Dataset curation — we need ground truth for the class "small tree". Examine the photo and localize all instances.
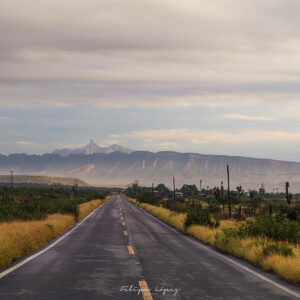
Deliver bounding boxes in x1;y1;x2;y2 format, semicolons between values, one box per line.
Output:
180;184;199;197
138;191;159;206
155;183;170;197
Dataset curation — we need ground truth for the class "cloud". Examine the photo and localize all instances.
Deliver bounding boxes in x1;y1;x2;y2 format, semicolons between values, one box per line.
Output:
1;0;300;109
223;114;277;121
16;141;34;145
120;128;300;150
1;0;300;160
101;140;120;146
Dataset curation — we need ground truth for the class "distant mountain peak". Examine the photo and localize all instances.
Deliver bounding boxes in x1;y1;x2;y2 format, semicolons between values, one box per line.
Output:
85;139;101;155
53;140;134;157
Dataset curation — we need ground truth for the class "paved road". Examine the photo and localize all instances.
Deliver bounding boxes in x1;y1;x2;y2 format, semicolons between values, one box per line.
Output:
0;195;299;299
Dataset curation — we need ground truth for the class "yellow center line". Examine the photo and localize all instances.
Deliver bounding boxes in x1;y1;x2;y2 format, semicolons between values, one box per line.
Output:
127;245;134;255
123;231;128;236
122;221;126;226
139;281;153;300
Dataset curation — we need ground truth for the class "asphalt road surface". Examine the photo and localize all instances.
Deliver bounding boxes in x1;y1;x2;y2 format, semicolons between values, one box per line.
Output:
0;194;299;300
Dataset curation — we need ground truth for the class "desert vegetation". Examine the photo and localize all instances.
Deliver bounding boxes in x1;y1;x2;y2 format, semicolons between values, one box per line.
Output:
0;185;111;269
126;182;300;283
0;185;109;222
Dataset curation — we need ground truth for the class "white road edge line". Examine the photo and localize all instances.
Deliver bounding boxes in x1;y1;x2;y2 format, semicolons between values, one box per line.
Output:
123;197;300;299
0;203;104;280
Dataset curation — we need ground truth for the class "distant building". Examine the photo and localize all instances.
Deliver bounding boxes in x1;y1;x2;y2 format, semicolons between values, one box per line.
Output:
199;193;208;198
175;192;184;199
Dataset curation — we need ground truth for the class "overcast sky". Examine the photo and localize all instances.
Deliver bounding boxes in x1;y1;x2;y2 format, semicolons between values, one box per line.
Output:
1;0;300;161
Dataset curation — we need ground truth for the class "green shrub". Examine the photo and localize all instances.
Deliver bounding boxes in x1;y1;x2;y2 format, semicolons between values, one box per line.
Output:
286;207;298;221
208;200;220;213
214;228;240;251
234;215;300;244
138;191;159;206
162;200;187;213
0;187;109;222
184;204;219;229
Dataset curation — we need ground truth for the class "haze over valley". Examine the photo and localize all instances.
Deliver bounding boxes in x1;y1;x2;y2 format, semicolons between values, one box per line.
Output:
2;140;300;192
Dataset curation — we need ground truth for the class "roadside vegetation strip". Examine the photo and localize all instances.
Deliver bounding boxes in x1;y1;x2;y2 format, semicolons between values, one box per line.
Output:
0;197;110;270
78;198;107;220
127;198;300;284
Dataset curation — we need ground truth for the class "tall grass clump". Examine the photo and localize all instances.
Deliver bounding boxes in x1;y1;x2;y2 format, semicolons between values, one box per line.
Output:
262;243;294;258
261;248;300;283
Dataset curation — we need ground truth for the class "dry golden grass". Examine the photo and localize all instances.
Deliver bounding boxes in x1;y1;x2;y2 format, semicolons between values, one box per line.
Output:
129;199;300;283
127;197;139;205
199;200;209;208
0;197;109;269
127;198;185;231
140;203;185;231
78;197;108;220
186;225;219;245
262;248;300;283
0;214;74;268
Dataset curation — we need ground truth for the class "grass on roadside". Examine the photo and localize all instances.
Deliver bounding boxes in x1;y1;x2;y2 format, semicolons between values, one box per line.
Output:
128;197;300;284
0;197;110;269
78;199;105;220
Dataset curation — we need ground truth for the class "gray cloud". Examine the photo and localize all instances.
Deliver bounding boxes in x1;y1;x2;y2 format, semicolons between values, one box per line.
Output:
1;0;300;158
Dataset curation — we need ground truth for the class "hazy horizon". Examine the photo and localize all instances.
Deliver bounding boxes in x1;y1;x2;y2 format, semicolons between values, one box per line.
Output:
2;139;300;164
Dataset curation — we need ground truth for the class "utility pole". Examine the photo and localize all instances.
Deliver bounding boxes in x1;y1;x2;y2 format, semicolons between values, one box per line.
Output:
227;165;232;218
10;169;13;188
285;181;291;205
199;179;202;192
221;181;224;197
173;176;176;204
152;182;154;194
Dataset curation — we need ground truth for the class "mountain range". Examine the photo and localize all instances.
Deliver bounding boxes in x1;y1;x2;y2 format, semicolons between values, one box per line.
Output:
1;140;300;191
